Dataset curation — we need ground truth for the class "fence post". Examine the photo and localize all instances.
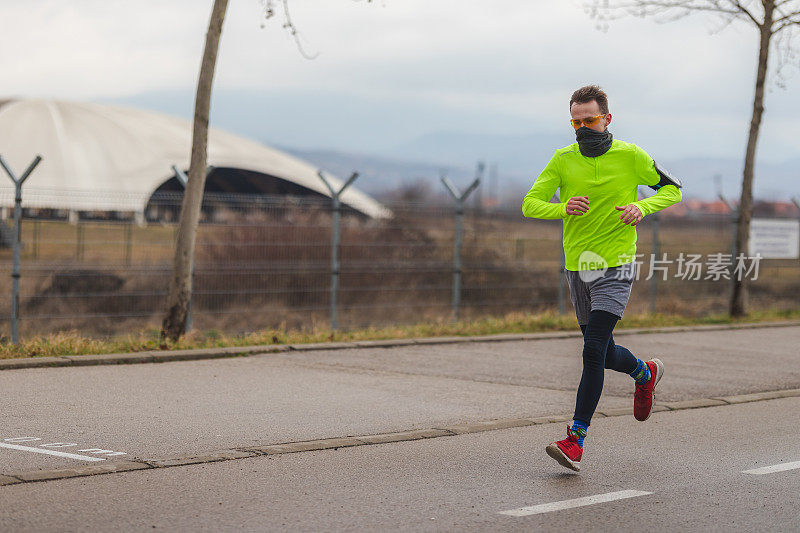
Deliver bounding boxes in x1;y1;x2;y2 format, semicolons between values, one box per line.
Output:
0;154;42;344
33;219;40;259
650;212;660;314
76;221;84;261
124;222;133;266
441;165;483;322
318;170;359;331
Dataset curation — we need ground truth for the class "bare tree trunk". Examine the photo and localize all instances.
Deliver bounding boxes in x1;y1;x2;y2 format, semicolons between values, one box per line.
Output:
162;0;229;341
730;0;774;318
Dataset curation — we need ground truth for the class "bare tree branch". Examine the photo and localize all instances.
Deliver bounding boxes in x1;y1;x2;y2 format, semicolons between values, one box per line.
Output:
772;0;800;31
772;11;800;25
772;0;800;32
710;10;744;31
773;0;792;21
775;18;800;31
772;25;799;84
258;0;375;57
587;0;751;26
280;0;319;59
773;10;800;23
725;0;763;26
588;0;800;30
612;0;741;16
260;0;319;59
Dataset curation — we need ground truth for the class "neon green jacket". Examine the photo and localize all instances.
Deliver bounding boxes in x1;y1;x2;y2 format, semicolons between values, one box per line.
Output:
522;139;682;271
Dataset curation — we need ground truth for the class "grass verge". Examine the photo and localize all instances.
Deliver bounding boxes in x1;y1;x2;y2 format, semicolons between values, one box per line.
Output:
2;308;799;359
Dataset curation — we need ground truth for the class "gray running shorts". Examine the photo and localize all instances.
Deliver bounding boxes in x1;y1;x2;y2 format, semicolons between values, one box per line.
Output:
564;262;636;325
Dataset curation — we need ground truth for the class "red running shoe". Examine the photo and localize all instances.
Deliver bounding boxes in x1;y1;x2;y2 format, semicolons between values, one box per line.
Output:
546;426;582;472
634;358;664;421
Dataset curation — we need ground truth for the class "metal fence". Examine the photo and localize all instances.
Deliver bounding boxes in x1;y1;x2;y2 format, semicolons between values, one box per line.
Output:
0;190;798;340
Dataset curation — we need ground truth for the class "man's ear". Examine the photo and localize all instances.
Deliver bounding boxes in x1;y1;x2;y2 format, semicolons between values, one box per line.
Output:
605;113;612;127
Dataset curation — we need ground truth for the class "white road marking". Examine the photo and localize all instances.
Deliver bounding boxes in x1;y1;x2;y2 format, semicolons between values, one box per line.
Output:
743;461;800;475
499;490;652;517
78;448;127;457
0;442;106;462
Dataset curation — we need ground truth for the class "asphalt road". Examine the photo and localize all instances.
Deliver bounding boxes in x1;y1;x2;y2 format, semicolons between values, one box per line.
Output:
1;325;799;531
1;397;799;532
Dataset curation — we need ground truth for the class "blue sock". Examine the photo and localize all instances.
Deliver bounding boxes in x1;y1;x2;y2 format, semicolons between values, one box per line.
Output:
630;359;651;385
571;420;588;447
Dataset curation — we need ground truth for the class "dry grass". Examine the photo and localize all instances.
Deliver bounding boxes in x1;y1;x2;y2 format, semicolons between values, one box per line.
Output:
1;307;798;359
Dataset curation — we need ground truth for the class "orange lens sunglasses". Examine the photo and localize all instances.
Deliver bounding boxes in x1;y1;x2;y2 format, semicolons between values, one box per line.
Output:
570;114;606;129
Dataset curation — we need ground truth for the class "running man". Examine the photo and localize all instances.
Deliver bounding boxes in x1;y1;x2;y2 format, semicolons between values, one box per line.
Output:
522;85;682;472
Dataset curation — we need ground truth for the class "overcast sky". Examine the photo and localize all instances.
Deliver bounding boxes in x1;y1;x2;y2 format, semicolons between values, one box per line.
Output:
1;0;799;164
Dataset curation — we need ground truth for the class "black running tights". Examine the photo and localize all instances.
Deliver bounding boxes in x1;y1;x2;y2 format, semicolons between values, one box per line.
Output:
573;309;638;426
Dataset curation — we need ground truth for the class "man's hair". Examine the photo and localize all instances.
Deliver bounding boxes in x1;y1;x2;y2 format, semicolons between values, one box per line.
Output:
570;85;609;114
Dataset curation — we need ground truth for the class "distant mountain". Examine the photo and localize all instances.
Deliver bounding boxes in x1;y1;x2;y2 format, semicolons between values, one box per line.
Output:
384;131;573;173
280;147;491;203
286;132;798;204
283;132;568;206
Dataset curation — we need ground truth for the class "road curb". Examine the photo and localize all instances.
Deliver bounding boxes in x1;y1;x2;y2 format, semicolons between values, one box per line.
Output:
2;320;799;371
3;387;799;487
145;450;259;468
660;398;729;410
7;461;150;483
355;428;453;444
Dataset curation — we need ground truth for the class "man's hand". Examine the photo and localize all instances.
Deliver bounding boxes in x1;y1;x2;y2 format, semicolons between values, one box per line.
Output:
565;196;590;216
615;204;643;226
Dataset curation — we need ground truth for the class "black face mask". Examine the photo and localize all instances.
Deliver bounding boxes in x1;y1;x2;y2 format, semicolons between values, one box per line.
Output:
575;126;613;157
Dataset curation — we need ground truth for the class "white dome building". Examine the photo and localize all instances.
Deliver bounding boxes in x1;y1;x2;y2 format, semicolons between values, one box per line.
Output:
0;98;391;220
